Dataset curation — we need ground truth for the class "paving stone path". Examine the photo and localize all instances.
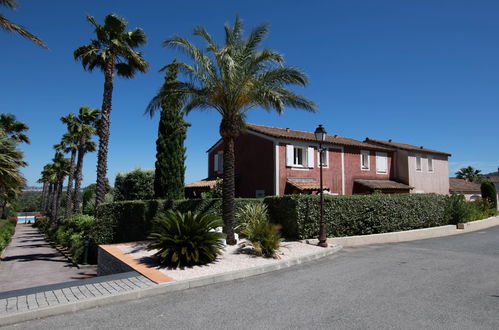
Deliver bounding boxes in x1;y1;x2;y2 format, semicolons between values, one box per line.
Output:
0;273;155;315
0;224;96;292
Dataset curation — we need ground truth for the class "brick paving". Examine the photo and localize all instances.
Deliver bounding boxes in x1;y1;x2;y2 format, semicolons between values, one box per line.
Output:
0;275;155;316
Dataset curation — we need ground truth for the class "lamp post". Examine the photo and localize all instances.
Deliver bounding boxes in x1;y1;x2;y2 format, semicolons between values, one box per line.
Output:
314;124;328;247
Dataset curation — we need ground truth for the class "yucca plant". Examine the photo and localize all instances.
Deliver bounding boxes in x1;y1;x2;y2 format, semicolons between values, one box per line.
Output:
148;210;225;268
237;204;282;258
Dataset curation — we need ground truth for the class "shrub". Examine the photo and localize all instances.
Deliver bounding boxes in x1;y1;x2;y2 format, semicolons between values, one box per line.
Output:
237;204;281;258
114;169;155;201
445;194;472;225
265;194;449;239
468;199;498;221
95;198;262;244
0;219;16;253
147;211;225;268
481;181;497;209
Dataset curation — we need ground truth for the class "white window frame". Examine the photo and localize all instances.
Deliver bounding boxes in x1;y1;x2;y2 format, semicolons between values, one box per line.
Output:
293;146;307;167
317;149;329;168
415;154;422;172
375;152;388;174
360;150;370;171
427;156;434;173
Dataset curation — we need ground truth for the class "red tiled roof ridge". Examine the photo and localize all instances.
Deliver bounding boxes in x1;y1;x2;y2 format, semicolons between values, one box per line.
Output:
245;123;352;140
364;137;451;156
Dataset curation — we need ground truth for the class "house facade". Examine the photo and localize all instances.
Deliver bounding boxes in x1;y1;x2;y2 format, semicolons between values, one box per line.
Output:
186;123;451;198
364;138;451;194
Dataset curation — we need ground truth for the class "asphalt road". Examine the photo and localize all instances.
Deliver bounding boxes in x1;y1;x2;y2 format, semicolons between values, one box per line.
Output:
6;226;499;329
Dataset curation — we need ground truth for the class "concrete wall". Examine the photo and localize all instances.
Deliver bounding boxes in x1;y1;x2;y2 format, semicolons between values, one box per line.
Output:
407;152;449;194
97;246;134;276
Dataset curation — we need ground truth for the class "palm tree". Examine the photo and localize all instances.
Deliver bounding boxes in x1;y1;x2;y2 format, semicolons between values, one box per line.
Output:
456;166;482;182
0;0;47;48
0;130;26;217
54;129;78;219
49;152;70;223
148;17;316;244
0;113;30;144
74;14;148;209
72;106;99;214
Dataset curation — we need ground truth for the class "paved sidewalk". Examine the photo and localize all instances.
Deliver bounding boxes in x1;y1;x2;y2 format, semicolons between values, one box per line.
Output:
0;224;96;292
0;272;155;317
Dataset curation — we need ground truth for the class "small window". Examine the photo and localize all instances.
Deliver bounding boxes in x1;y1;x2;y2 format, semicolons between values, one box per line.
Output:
214;151;223;173
293;147;305;166
360;150;370;170
376;152;387;174
428;156;434;172
318;150;328;167
415;155;422;172
255;190;265;198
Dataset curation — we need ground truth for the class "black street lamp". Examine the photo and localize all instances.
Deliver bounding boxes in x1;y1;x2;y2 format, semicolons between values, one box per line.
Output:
314;124;328;247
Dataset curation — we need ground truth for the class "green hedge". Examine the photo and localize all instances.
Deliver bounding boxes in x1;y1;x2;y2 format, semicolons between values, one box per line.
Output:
0;219;16;253
264;194;449;239
94;198;262;244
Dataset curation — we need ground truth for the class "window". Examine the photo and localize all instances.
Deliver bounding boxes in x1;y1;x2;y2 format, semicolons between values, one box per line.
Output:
428;156;434;173
286;145;314;168
360;150;370;170
255;190;265;198
415;155;422;172
318;149;328;167
376;152;388;174
293;147;305;166
214;151;223;173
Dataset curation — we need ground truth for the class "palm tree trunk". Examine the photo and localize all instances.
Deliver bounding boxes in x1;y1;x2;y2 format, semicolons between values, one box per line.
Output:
222;136;237;245
51;182;58;223
73;138;86;214
40;182;48;211
64;149;77;219
95;57;115;209
46;182;54;215
55;179;64;224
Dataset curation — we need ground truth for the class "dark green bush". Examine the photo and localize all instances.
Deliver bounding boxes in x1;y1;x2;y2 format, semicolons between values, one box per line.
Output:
148;211;225;268
95;198;262;244
445;194;472;225
0;219;16;253
468;199;498;220
265;194;449;239
481;181;497;209
114;169;155;201
237;204;282;258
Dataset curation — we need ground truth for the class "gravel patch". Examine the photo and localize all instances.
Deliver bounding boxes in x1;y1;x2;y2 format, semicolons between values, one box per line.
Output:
117;241;337;281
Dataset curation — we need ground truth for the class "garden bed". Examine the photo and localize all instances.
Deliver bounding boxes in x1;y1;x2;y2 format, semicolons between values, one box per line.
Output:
103;240;339;282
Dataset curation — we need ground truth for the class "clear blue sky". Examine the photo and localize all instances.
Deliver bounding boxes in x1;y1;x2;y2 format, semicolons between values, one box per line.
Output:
2;0;498;187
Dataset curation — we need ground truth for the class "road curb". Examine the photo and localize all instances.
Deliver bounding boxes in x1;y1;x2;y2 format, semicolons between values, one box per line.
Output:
305;215;499;248
0;245;342;326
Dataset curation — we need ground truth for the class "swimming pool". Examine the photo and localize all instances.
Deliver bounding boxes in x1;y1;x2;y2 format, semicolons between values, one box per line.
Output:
17;216;35;223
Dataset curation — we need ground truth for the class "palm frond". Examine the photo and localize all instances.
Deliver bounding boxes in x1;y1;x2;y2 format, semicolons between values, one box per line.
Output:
0;15;47;48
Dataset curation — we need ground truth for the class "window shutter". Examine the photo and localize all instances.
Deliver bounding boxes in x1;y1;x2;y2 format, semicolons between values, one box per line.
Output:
214;153;219;173
376;153;387;173
308;147;314;168
286;145;294;166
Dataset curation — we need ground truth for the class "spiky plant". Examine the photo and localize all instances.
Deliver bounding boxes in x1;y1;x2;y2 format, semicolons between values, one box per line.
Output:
148;210;225;269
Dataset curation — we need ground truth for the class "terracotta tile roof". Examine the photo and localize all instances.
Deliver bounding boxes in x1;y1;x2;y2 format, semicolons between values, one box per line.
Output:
364;138;451;157
449;178;481;194
485;176;499;183
245;123;392;151
287;178;329;191
185;178;219;189
354;179;412;190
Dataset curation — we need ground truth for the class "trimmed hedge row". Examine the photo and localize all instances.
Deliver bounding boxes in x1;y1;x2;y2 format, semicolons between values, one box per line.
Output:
94;198;262;244
264;194;449;239
0;219;16;253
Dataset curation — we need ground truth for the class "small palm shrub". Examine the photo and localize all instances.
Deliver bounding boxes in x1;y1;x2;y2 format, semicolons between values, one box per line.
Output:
445;194;472;224
237;204;282;258
148;211;225;268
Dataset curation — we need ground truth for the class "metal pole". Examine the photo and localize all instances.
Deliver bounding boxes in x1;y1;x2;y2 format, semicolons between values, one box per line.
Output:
318;143;327;247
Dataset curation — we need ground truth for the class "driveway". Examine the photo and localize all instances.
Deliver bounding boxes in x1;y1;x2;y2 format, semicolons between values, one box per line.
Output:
6;224;499;329
0;224;96;292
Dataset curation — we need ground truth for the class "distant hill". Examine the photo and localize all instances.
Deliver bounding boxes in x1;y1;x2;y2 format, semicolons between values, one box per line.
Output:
485;171;498;176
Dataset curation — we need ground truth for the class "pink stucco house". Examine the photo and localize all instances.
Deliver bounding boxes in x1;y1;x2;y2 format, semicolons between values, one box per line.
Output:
185;123;451;198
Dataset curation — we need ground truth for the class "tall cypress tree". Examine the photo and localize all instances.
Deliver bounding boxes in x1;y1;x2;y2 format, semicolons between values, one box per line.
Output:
153;61;188;199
